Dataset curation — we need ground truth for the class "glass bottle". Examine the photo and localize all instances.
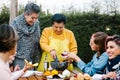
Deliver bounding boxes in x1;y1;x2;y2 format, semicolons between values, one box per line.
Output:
44;54;49;72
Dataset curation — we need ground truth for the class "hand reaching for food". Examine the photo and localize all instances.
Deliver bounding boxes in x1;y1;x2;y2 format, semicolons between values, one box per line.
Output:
24;59;38;67
23;59;39;72
50;49;57;59
67;53;81;62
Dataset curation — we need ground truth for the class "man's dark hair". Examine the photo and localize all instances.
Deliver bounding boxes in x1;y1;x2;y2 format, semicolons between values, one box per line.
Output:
24;3;40;15
51;13;66;24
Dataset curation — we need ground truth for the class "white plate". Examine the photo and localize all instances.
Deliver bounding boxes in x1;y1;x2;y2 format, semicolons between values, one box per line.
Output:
22;71;43;77
22;71;35;77
34;71;43;76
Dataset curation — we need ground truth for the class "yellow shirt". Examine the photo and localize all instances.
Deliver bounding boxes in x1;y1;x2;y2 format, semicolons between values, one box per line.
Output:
40;27;77;54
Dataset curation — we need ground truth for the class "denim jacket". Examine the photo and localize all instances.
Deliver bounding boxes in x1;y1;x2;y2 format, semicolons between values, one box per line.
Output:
76;52;108;76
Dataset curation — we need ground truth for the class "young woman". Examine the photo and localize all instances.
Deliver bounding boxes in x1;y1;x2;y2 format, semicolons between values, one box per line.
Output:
67;32;108;76
0;24;34;80
93;35;120;79
0;24;18;80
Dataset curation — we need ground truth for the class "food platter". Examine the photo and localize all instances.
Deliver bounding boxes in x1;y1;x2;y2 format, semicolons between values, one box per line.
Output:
43;69;71;80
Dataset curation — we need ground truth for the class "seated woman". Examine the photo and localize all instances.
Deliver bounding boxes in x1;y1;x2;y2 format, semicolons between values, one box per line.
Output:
93;35;120;79
66;32;108;76
0;24;33;80
0;24;18;80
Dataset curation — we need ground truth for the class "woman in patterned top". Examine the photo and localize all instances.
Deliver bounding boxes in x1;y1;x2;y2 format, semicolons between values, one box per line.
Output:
93;35;120;79
10;3;40;69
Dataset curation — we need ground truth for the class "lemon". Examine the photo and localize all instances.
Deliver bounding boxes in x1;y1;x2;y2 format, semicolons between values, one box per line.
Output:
44;71;51;76
51;70;58;75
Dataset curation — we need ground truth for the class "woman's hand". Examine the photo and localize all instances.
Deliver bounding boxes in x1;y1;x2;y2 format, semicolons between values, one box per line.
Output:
67;53;81;62
14;65;21;71
50;49;57;59
102;72;117;79
107;72;117;78
22;62;34;72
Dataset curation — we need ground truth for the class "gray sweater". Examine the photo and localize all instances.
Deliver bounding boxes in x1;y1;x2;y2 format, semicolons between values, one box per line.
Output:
10;13;40;63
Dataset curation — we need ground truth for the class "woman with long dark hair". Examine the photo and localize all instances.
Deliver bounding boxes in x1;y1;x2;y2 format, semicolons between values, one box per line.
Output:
67;32;108;76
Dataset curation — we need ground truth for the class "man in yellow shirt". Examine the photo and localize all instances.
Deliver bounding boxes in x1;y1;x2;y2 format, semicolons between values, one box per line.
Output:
37;14;77;71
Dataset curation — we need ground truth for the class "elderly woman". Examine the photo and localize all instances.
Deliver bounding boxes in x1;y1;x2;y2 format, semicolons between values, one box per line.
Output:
93;35;120;79
10;3;40;69
0;24;18;80
37;13;77;71
67;32;108;76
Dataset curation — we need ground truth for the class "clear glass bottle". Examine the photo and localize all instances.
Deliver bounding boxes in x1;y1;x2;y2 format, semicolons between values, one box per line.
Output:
44;54;49;72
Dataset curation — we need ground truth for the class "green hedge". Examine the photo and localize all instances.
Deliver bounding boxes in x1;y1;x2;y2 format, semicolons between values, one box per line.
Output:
0;5;10;24
1;6;120;62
